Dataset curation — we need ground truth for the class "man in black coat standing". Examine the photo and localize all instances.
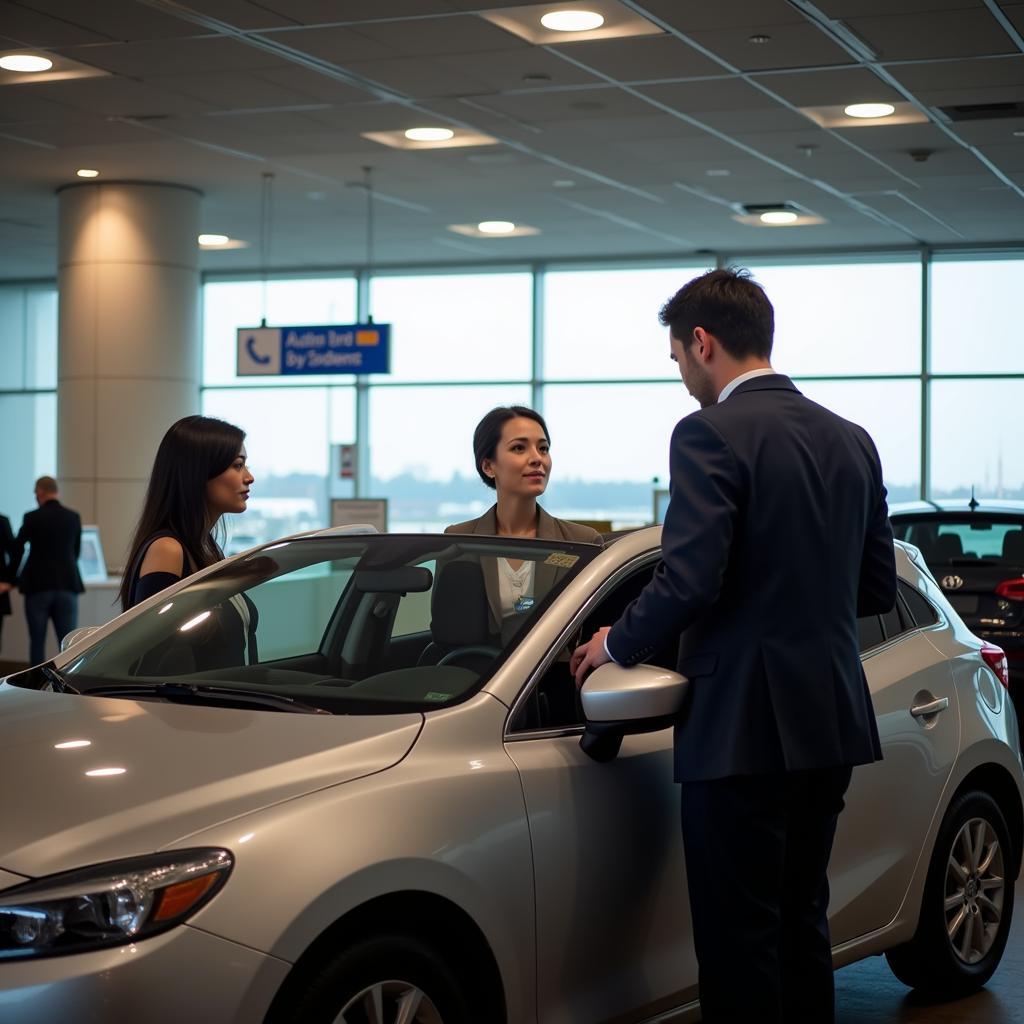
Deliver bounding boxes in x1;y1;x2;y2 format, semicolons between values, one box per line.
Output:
13;476;84;665
572;268;897;1024
0;513;16;653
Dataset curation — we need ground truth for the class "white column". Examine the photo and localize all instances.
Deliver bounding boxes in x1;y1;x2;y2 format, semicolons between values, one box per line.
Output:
57;182;201;572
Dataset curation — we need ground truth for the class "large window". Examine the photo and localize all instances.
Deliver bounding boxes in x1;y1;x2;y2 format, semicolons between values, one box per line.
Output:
368;272;532;383
0;284;57;521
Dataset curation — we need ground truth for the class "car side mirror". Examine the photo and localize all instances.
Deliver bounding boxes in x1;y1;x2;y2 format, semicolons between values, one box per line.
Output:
60;626;99;653
578;662;689;762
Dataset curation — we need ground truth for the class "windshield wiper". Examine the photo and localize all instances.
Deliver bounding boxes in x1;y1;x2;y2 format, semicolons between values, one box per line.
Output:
40;665;81;695
82;681;330;715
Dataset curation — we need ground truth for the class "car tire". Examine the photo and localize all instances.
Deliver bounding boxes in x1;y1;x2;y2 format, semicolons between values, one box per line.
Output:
885;790;1015;996
280;932;474;1024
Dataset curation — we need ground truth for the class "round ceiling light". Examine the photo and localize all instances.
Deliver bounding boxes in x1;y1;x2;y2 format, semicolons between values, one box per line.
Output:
198;233;230;246
0;54;54;73
404;127;455;142
477;220;517;234
844;102;896;119
540;10;605;32
76;168;99;178
760;211;799;225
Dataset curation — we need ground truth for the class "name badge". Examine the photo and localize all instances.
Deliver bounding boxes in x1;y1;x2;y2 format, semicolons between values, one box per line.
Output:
514;596;535;613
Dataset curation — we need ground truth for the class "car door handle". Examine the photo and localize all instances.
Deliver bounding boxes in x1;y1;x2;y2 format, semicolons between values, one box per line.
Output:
910;696;950;718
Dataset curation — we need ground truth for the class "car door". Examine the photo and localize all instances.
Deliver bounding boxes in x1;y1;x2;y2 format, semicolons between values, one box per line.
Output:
503;559;696;1024
828;580;960;945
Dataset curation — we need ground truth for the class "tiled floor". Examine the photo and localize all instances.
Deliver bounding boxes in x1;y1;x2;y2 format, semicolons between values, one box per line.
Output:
835;877;1024;1023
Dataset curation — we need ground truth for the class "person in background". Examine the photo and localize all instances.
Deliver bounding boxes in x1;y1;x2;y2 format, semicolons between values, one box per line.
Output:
446;406;601;639
13;477;84;665
119;415;254;612
571;268;896;1024
0;513;16;653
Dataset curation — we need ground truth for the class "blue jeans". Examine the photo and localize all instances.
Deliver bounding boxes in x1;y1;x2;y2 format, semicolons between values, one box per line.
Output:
24;590;78;666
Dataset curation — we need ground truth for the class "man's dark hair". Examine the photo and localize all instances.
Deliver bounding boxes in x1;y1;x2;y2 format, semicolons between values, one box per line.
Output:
658;267;774;360
472;406;549;489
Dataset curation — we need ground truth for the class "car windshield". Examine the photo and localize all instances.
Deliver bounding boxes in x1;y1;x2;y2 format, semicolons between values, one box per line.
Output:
891;515;1024;568
14;535;601;715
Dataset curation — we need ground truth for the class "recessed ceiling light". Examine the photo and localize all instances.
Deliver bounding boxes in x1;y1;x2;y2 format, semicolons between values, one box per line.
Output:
85;767;126;777
54;739;91;749
553;179;575;187
844;102;895;119
478;220;517;234
198;233;230;246
0;54;53;73
540;10;605;32
404;127;455;142
1013;129;1024;138
76;168;99;178
760;211;799;225
706;169;731;177
748;34;771;44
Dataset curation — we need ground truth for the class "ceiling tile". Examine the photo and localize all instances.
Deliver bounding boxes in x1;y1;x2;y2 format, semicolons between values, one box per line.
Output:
336;56;492;98
642;77;784;116
440;48;600;90
757;67;904;106
18;0;204;41
254;0;459;24
815;0;985;13
182;0;299;30
845;8;1017;60
55;37;292;77
252;66;376;104
1002;5;1024;32
551;35;724;82
631;0;807;32
27;76;214;117
0;1;109;46
461;86;656;126
145;70;330;109
251;26;396;64
687;23;855;71
888;54;1024;92
345;14;526;57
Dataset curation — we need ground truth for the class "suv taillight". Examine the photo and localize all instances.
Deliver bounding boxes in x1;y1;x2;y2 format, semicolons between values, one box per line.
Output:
981;643;1010;689
995;578;1024;601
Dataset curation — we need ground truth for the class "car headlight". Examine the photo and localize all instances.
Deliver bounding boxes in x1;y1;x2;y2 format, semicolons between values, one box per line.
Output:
0;848;232;960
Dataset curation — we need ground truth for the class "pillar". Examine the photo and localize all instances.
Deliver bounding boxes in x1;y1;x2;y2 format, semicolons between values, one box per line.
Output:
57;181;201;573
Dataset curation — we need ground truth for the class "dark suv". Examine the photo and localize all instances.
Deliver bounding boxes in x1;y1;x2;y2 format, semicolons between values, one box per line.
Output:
890;499;1024;709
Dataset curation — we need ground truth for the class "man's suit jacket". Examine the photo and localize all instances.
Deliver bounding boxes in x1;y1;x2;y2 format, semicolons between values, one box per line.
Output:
607;374;896;783
14;499;85;596
0;515;14;617
445;504;602;634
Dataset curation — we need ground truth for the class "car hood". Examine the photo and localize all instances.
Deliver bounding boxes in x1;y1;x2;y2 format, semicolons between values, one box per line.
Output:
0;683;422;879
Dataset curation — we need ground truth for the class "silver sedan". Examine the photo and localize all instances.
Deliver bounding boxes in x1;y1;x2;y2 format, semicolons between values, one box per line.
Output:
0;528;1021;1024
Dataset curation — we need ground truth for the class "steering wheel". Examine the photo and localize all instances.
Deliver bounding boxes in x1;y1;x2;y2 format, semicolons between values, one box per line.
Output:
437;645;501;667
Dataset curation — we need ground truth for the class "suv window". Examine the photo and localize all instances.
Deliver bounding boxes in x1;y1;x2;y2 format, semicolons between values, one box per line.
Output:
891;515;1024;568
898;580;939;628
857;615;885;653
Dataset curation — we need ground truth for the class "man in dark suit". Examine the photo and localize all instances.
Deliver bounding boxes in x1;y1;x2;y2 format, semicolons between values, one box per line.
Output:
0;513;16;652
572;268;896;1024
13;476;84;665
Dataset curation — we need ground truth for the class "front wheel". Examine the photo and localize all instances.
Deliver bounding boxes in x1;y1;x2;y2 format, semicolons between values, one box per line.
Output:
281;933;473;1024
886;790;1015;996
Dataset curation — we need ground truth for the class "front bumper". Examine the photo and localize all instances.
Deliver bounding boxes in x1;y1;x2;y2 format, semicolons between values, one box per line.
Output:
0;923;289;1024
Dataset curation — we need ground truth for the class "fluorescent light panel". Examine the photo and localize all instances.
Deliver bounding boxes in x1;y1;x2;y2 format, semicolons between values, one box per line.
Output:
0;49;109;86
480;1;662;44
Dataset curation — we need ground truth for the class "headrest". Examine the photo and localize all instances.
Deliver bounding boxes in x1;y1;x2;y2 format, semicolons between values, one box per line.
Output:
1002;529;1024;564
430;560;492;649
932;533;963;562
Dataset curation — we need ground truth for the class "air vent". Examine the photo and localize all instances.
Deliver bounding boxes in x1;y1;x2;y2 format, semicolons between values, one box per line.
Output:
938;101;1024;122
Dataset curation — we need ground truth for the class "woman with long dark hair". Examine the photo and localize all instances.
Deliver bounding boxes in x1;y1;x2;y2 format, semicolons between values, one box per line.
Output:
119;415;254;612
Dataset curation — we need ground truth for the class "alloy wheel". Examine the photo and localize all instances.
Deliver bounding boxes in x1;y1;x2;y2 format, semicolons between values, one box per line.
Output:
333;979;445;1024
944;816;1005;964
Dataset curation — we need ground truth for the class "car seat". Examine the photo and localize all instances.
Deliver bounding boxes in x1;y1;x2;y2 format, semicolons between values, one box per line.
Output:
417;560;498;673
1003;529;1024;566
931;533;964;563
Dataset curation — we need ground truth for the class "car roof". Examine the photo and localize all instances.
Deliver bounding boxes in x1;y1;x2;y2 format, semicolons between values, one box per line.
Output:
890;499;1024;517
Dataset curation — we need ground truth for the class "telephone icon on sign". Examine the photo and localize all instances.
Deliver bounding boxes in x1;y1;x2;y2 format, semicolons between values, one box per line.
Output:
246;335;272;365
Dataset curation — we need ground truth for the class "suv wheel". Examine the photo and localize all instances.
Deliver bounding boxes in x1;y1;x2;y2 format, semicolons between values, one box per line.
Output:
886;790;1015;996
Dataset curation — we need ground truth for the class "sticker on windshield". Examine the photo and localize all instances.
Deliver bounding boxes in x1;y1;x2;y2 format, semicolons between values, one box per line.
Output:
544;553;579;568
424;691;451;702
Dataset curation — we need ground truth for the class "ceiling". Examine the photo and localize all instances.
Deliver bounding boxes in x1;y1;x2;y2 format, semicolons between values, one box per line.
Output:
1;0;1022;279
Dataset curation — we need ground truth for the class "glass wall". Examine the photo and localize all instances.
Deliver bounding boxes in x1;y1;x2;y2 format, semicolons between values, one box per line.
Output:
0;284;58;527
195;252;1023;533
3;249;1021;545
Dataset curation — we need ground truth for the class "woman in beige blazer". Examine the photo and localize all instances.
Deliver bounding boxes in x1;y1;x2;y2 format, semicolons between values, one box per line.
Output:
445;405;601;637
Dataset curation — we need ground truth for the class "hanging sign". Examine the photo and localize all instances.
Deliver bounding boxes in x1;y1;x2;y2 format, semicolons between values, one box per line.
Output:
237;323;390;376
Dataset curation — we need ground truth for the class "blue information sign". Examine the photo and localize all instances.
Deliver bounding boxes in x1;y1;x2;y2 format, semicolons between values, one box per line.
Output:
236;323;390;376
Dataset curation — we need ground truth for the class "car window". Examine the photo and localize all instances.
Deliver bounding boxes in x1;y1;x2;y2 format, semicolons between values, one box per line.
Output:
28;536;601;716
898;580;939;627
891;515;1024;567
880;604;903;642
510;559;670;733
857;615;885;653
